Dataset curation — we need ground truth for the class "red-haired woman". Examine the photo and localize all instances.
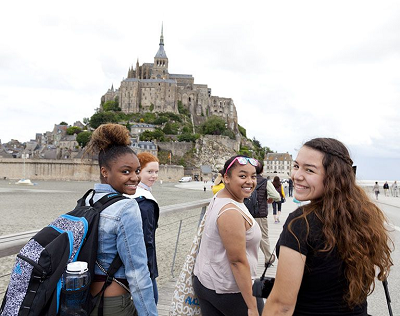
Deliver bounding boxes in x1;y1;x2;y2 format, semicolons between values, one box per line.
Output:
131;152;160;305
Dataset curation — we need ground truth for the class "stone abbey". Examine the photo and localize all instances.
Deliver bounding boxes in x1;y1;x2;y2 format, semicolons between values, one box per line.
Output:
101;26;239;132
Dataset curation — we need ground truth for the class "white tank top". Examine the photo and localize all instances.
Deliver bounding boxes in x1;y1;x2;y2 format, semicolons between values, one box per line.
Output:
194;196;261;293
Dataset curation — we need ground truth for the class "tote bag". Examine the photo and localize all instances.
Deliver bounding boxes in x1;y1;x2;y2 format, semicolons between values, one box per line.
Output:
169;197;216;316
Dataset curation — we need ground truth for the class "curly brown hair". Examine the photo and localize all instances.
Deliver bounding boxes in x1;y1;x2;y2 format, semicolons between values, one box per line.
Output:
290;138;393;308
84;123;135;173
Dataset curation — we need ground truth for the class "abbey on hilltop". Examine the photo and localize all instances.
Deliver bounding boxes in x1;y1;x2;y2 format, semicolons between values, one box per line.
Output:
101;25;239;132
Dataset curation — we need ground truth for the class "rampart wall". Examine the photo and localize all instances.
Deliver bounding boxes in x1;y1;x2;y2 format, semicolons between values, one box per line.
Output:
0;159;184;182
157;142;193;156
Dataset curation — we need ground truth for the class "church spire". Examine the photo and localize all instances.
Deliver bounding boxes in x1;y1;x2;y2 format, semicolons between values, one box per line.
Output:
160;22;164;46
155;23;167;59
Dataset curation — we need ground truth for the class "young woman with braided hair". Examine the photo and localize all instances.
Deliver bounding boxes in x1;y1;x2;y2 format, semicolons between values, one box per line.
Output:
84;124;157;316
262;138;393;316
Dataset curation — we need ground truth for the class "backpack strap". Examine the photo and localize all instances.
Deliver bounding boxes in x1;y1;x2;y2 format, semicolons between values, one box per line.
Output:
76;189;95;207
93;192;128;210
96;255;124;316
90;192;128;316
256;178;267;190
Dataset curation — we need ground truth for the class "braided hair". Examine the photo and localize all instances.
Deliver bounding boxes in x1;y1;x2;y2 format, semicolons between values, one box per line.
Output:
292;138;393;308
84;124;136;175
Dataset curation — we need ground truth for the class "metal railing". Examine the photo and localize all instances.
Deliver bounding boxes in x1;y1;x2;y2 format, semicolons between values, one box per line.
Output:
0;198;211;300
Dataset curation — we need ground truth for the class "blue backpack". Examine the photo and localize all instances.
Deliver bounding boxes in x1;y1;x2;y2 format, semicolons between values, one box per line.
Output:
0;190;127;316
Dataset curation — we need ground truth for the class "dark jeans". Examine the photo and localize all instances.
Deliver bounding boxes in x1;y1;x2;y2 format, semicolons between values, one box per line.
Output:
289;187;293;197
272;201;282;215
152;278;158;304
193;275;264;316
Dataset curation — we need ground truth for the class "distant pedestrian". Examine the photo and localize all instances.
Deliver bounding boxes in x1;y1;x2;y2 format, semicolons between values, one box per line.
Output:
211;170;225;195
203;186;206;192
372;181;380;200
383;181;389;197
288;178;294;197
272;176;285;223
251;162;280;268
392;181;398;197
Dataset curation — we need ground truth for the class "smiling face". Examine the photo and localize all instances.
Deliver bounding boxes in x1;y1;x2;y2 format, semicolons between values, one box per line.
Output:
224;162;257;202
140;161;159;188
101;153;141;195
291;146;325;201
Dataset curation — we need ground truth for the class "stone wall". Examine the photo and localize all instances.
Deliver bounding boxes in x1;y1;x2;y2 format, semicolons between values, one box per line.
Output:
157;142;194;157
0;159;184;182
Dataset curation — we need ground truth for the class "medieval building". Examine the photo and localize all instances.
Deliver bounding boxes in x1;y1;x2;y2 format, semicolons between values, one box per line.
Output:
101;26;239;132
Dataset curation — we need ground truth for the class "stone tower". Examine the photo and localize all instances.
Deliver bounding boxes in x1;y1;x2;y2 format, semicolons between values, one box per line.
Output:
152;24;169;80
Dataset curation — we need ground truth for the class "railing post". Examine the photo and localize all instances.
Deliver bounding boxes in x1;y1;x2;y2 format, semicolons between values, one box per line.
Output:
170;219;183;278
198;205;207;227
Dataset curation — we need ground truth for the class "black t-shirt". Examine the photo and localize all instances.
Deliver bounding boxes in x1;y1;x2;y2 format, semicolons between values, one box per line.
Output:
277;208;367;316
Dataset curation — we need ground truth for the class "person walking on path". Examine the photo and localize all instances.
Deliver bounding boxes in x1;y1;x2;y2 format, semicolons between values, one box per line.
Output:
272;176;285;223
392;181;399;197
194;155;263;316
130;152;160;305
373;181;380;200
262;138;393;316
288;178;294;197
253;162;281;268
383;181;389;197
84;124;158;316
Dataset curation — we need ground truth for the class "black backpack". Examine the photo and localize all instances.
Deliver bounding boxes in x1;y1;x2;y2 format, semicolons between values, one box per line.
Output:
244;179;267;218
0;189;127;316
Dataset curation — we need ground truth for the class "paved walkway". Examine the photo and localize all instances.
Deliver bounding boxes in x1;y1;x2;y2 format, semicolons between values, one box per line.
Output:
157;186;400;315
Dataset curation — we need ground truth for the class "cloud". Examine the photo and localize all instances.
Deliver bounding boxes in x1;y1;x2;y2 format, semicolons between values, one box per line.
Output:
0;0;399;180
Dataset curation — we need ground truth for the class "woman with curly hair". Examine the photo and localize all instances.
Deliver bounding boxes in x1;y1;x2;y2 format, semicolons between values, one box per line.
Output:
262;138;393;316
84;124;157;316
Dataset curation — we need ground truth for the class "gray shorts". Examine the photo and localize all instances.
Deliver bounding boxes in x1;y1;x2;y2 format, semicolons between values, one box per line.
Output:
90;293;138;316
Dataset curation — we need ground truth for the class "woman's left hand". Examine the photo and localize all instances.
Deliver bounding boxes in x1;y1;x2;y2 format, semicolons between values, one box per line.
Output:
248;307;259;316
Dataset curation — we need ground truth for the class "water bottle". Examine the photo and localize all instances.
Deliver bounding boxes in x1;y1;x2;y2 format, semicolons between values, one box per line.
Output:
60;261;90;316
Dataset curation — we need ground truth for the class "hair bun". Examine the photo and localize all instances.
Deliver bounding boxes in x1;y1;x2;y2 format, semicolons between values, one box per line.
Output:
86;123;131;154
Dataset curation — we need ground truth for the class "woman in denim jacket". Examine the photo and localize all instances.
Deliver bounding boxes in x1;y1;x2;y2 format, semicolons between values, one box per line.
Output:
84;124;158;316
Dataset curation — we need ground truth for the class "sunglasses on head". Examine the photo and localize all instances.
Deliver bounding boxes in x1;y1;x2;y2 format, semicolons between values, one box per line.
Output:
225;157;259;175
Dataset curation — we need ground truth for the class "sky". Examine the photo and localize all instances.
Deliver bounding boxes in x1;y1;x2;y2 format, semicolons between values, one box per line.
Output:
1;0;399;181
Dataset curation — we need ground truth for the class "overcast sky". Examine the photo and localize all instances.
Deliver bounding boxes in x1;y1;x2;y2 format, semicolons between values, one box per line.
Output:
1;0;399;180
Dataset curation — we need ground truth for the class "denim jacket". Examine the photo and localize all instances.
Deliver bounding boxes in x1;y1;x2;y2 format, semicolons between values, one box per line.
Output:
87;183;158;316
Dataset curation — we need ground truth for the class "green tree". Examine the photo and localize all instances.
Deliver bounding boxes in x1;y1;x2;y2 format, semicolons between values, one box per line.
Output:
149;103;154;112
142;112;156;124
59;121;68;125
66;126;82;135
222;129;236;139
103;100;121;112
162;122;177;135
89;112;119;129
153;116;168;125
238;124;246;137
139;130;165;142
200;116;227;135
178;100;190;117
76;131;92;147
